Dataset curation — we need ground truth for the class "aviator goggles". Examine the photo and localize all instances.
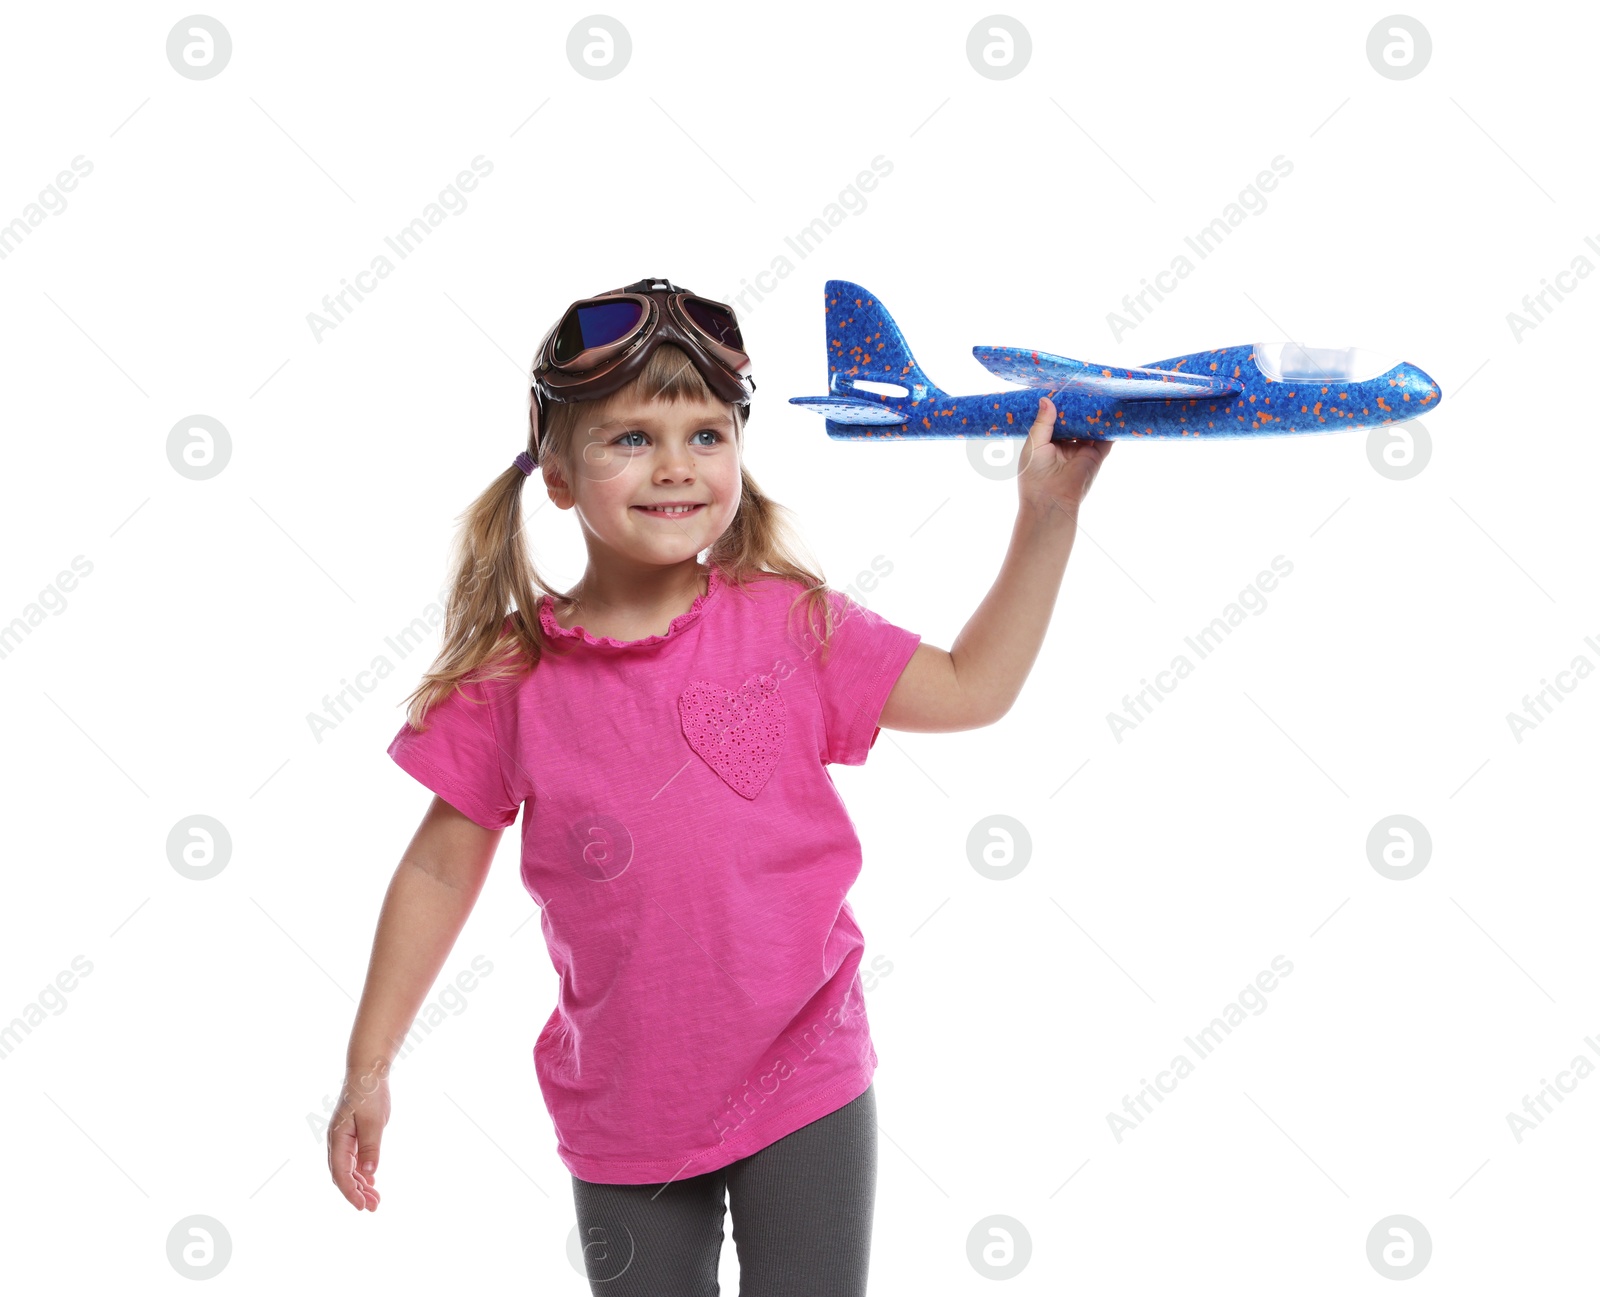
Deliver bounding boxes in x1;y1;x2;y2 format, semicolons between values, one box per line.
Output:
528;277;755;461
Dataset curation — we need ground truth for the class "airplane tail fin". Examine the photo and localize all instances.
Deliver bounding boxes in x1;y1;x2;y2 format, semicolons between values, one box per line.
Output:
822;280;948;403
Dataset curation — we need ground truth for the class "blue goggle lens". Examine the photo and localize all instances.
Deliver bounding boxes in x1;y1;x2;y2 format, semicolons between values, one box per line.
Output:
553;300;644;363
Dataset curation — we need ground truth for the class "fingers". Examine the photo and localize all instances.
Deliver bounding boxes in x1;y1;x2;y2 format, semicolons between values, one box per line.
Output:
355;1108;381;1188
351;1174;380;1210
1028;396;1055;447
1081;439;1113;495
1019;396;1055;474
357;1142;379;1179
329;1121;369;1210
328;1106;383;1211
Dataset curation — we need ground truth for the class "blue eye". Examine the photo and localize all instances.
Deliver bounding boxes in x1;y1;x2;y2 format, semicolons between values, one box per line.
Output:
615;430;724;446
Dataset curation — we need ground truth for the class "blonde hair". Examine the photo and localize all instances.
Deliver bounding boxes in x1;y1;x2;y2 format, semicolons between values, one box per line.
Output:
400;342;844;730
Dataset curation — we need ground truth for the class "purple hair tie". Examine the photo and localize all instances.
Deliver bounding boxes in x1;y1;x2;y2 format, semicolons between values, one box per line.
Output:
514;450;536;476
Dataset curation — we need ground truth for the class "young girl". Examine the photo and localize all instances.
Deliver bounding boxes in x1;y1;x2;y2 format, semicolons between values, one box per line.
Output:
328;277;1111;1294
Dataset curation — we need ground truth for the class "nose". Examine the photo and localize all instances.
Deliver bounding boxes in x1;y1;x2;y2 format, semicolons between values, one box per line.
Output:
1396;361;1441;411
652;441;697;482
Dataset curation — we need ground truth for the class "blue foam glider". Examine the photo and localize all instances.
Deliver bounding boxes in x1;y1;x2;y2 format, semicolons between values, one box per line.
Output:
789;280;1441;440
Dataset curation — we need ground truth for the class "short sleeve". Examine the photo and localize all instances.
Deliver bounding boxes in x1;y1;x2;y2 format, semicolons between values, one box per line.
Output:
808;588;922;766
387;676;524;830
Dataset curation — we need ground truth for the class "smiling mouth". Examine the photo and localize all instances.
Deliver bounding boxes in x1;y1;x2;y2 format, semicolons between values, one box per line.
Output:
632;504;706;518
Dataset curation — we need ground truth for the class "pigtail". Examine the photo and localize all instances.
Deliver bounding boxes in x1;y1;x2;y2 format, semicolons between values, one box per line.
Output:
707;462;838;667
399;450;556;731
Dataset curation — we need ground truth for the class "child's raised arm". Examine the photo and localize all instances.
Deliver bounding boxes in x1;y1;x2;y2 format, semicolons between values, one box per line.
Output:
879;396;1111;733
328;794;502;1211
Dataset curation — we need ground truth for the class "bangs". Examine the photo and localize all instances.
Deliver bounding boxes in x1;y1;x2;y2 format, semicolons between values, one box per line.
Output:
540;343;742;461
632;342;721;405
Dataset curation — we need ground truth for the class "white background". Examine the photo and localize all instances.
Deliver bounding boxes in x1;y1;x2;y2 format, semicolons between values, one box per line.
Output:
1;1;1594;1292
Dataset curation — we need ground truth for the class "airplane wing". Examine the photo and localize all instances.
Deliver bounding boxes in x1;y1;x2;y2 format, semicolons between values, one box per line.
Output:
973;346;1243;401
788;395;908;425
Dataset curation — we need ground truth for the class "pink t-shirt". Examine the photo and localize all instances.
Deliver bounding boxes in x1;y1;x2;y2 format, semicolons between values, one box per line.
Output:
386;563;921;1184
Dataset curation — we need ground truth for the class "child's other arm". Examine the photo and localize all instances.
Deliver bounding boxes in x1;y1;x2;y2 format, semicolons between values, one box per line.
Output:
879;396;1110;733
332;794;500;1209
346;795;500;1073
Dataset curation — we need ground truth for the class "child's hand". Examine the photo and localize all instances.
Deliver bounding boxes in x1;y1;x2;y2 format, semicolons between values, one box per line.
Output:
1016;397;1112;518
327;1064;391;1211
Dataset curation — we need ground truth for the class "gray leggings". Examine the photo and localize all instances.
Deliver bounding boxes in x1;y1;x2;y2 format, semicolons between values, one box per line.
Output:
571;1082;877;1296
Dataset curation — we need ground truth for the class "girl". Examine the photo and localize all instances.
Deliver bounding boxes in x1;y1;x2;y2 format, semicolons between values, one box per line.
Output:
328;277;1110;1295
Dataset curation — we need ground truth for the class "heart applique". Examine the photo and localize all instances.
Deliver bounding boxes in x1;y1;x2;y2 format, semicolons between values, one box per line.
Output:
678;674;785;799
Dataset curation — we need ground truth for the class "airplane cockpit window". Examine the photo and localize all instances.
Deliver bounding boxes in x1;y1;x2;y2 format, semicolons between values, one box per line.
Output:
1253;343;1400;382
852;379;910;397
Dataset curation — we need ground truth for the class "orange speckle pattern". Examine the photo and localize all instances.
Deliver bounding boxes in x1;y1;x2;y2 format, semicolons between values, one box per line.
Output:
800;288;1443;443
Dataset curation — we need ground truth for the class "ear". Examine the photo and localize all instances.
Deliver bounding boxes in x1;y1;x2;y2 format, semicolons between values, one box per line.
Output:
543;460;574;510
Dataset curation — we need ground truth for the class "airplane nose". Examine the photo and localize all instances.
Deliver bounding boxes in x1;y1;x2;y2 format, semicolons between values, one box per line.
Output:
1391;361;1442;412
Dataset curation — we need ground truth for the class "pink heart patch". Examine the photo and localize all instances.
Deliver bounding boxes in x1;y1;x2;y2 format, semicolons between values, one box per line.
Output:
678;674;785;799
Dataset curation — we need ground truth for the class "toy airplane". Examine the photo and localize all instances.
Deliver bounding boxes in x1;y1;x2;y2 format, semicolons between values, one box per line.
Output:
789;280;1440;440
